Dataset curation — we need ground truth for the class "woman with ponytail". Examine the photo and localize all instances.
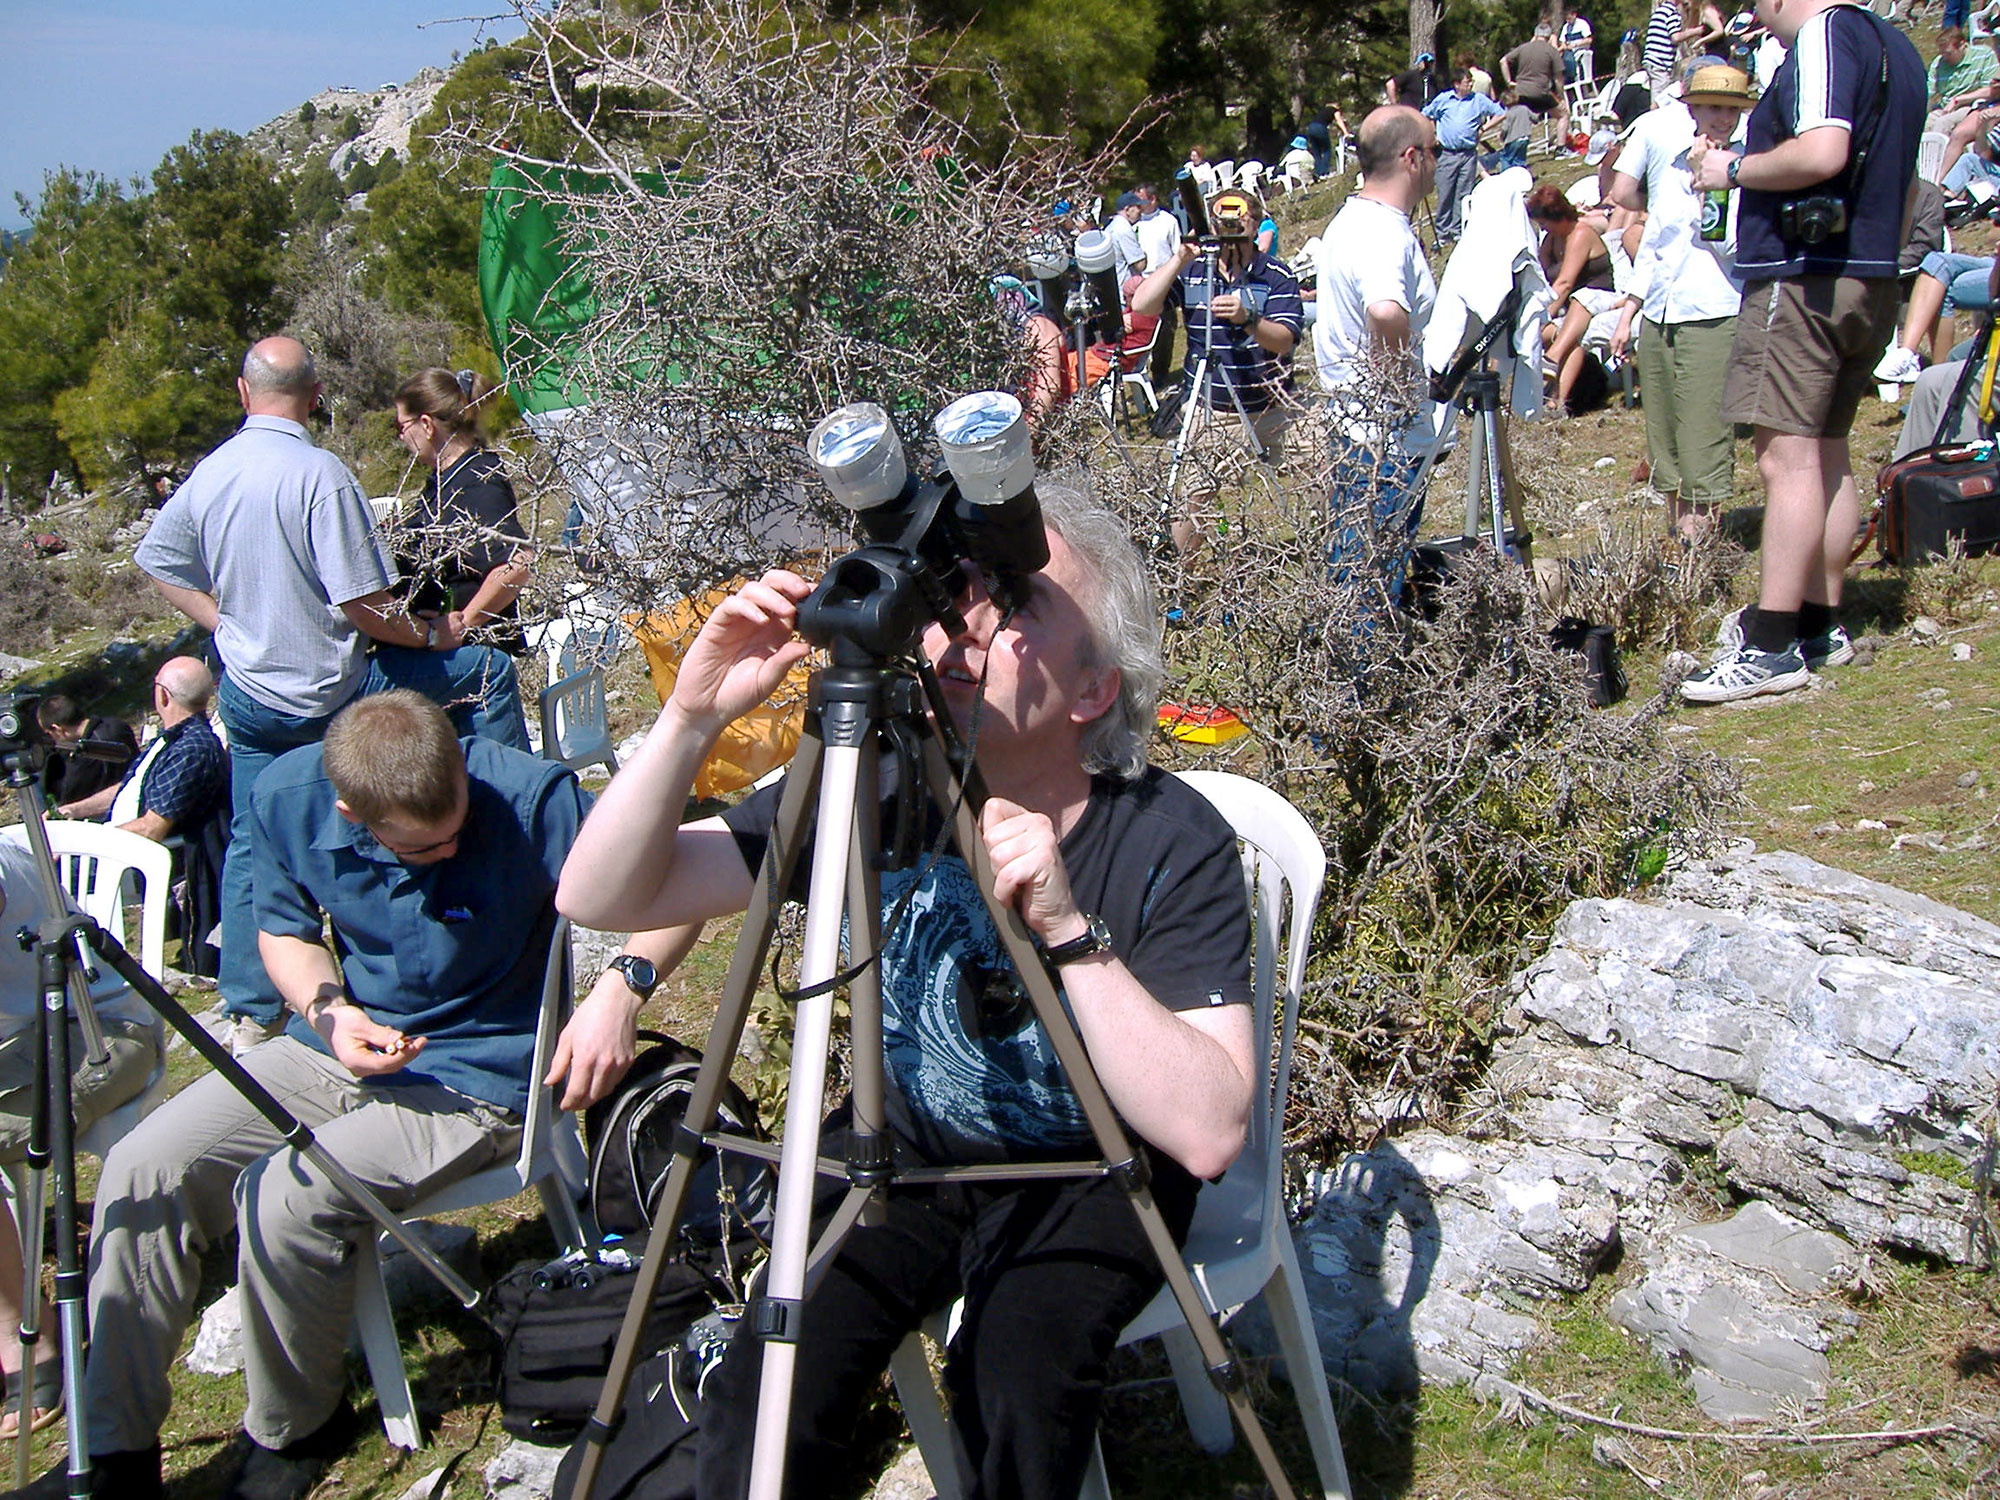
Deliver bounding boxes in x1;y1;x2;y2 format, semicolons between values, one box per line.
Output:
392;368;532;655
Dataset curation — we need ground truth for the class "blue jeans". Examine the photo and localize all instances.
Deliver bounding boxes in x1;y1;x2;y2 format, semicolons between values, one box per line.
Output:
214;645;529;1023
1918;250;1996;315
1328;433;1427;611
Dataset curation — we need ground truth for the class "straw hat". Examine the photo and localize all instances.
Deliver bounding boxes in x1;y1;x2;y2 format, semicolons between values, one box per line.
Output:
1681;63;1754;108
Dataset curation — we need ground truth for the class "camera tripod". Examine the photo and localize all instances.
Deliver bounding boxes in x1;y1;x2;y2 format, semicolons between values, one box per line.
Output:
1161;240;1273;551
1408;290;1533;563
562;639;1304;1500
0;747;488;1494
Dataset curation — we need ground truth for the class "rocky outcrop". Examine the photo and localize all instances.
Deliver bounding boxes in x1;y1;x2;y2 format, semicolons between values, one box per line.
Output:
1289;849;2000;1424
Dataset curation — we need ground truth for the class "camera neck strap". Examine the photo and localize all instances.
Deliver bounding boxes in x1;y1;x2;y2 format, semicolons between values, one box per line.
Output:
1832;6;1894;199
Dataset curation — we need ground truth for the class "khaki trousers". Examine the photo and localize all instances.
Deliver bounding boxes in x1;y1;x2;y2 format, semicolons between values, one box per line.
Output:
84;1037;518;1453
1637;314;1738;511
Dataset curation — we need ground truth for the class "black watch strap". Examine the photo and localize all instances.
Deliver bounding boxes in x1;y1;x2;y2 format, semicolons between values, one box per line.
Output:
1044;913;1113;965
608;954;659;1001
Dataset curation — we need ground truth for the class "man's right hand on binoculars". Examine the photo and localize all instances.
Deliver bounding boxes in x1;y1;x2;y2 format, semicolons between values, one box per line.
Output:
668;570;814;733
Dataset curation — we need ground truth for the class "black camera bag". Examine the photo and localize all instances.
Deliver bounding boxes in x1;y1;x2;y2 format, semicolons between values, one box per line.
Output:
488;1251;722;1442
1873;338;2000;564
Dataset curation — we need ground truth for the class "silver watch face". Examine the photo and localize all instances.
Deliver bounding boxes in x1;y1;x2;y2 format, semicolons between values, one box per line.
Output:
615;955;658;994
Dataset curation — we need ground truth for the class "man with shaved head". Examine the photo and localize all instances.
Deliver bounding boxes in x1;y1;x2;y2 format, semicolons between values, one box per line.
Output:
136;337;529;1047
1314;105;1445;602
59;657;228;845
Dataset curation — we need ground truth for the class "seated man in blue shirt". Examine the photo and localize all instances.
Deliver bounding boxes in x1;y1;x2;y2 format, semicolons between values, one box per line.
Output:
9;691;691;1500
57;658;229;843
1423;67;1505;241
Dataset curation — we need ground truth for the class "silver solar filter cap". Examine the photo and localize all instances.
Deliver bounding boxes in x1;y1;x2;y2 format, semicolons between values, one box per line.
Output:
807;402;907;512
933;392;1033;505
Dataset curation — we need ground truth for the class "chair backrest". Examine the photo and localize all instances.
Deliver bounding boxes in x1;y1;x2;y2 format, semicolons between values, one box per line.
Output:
539;668;619;776
1213;159;1236;190
519;914;579;1184
1918;131;1949;186
1171;772;1326;1218
0;821;172;977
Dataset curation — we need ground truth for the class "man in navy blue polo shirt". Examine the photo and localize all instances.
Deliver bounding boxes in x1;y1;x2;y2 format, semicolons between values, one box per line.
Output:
1131;188;1304;548
13;692;689;1500
1680;0;1922;703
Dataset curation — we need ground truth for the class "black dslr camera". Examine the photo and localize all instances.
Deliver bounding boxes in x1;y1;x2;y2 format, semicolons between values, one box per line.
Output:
1778;194;1848;245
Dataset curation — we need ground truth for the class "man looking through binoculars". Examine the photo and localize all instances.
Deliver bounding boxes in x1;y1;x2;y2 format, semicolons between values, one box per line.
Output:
557;481;1258;1500
1131;189;1304;550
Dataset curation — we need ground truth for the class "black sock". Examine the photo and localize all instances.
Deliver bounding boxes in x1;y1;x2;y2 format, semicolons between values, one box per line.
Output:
1747;608;1799;655
1798;600;1835;638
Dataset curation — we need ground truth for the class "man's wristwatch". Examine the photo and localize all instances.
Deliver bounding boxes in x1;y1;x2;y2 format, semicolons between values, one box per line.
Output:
421;617;437;650
1044;913;1113;965
1726;155;1742;188
608;954;660;1001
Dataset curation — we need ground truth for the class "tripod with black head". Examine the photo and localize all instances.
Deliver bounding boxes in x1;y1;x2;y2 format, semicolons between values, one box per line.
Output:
560;395;1306;1500
0;694;492;1495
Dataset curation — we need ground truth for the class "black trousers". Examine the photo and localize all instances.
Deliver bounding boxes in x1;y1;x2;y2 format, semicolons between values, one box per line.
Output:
694;1148;1200;1500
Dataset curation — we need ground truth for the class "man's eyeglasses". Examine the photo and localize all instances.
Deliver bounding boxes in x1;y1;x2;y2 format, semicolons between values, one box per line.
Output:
367;817;467;858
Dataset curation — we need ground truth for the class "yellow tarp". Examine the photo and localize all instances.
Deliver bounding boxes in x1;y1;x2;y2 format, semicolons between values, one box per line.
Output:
629;590;811;799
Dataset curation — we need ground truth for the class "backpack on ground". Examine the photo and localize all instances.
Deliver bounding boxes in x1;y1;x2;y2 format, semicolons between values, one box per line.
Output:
549;1306;739;1500
487;1250;724;1443
582;1033;776;1248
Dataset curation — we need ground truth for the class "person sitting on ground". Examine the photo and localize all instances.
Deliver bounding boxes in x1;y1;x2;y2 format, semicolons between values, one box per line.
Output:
1504;22;1573;148
1927;26;2000;133
1874;249;1997;382
0;841;160;1441
58;659;228;846
1890;260;2000;457
39;698;138;818
1278;134;1318;188
554;484;1258;1500
4;690;695;1500
1527;185;1617;411
390;368;534;658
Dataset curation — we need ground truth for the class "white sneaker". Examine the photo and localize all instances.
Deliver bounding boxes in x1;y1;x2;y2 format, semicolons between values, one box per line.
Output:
1680;645;1812;703
1871;345;1922;384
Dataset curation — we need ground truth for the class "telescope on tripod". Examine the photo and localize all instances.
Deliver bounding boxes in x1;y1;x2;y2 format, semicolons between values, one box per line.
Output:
559;392;1310;1500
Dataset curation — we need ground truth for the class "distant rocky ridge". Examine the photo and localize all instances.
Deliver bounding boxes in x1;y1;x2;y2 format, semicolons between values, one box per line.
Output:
245;67;450;179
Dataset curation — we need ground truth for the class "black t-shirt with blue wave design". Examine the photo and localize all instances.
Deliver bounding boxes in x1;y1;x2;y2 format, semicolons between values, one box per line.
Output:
721;765;1253;1165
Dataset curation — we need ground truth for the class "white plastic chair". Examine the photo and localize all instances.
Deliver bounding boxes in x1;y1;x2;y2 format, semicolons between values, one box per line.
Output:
1096;324;1162;426
888;771;1350;1500
1236;160;1266;198
350;916;591;1448
539;668;620;778
1918;130;1949;186
0;824;172;1159
1;821;171;981
1213;158;1237;191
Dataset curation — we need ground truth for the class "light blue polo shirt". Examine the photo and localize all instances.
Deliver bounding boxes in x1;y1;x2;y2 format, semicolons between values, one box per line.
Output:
1423;89;1504;150
250;737;591;1114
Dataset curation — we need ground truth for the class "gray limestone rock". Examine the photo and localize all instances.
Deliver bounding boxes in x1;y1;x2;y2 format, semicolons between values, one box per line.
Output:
484;1439;567;1498
1607;1201;1857;1424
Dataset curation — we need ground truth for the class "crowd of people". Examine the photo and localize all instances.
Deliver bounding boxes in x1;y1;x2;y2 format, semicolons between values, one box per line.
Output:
0;0;1981;1492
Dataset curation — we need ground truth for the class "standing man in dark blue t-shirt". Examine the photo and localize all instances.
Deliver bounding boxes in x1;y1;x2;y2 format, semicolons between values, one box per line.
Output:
19;692;691;1500
1680;0;1922;704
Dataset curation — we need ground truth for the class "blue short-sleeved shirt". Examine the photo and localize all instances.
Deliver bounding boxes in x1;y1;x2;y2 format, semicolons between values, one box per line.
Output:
251;737;592;1114
1734;3;1925;279
1424;89;1504;150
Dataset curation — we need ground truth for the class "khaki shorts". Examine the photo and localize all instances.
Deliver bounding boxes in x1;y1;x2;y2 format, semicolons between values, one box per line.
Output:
1719;275;1902;439
1176;396;1290;494
0;1017;157;1165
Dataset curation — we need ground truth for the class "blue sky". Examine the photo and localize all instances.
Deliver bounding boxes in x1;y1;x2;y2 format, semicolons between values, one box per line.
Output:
0;3;513;231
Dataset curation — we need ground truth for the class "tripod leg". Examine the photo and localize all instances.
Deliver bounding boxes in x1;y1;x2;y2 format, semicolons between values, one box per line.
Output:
561;736;827;1500
1484;404;1508;555
748;739;870;1500
917;740;1302;1500
12;975;51;1488
43;954;87;1498
1164;357;1205;503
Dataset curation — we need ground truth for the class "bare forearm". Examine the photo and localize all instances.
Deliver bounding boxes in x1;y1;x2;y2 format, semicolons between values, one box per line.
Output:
557;703;723;929
58;786;118;820
341;590;434;649
148;578;219;634
462;560;530;629
257;932;345;1032
1735;128;1851;192
1061;957;1252;1179
116;810;173;841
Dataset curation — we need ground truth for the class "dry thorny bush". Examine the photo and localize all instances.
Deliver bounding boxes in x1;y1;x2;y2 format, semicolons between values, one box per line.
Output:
387;0;1743;1154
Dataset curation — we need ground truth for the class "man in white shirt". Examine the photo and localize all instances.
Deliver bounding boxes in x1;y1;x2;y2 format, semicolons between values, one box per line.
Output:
1607;61;1751;536
1106;192;1146;283
1314;105;1441;604
1135;184;1184;392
